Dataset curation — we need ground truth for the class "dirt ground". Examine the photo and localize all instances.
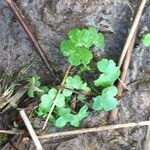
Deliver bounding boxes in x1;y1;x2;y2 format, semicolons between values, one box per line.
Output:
0;0;150;149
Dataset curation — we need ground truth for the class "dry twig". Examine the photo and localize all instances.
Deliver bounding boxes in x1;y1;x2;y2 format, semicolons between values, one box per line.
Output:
38;121;150;139
42;65;72;130
0;120;150;140
109;0;147;122
118;0;147;68
0;130;21;135
20;110;43;150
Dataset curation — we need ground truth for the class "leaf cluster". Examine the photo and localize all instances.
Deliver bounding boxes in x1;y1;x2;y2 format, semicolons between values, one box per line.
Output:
37;75;90;128
27;75;49;98
27;27;121;128
60;26;104;66
94;59;121;87
92;59;120;111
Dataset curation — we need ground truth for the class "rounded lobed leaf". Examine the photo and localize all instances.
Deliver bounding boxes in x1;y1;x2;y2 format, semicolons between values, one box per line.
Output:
102;86;118;97
48;88;57;99
56;107;71;116
71;116;80;127
55;117;67;128
92;96;103;110
55;94;65;107
60;27;104;66
102;97;118;111
94;59;121;87
77;105;89;120
60;40;75;56
92;86;118;111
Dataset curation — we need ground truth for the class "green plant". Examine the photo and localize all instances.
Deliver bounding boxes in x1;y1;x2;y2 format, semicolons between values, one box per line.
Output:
27;26;121;128
60;26;104;66
27;75;49;98
141;33;150;46
36;75;90;128
27;75;42;97
55;105;88;127
94;59;121;87
62;75;91;97
92;86;118;111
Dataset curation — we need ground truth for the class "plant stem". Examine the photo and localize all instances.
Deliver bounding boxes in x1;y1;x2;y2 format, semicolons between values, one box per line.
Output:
42;65;72;130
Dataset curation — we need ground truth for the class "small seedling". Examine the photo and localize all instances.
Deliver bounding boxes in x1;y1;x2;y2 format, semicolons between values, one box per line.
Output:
27;75;42;97
27;26;121;128
37;88;65;116
94;59;121;87
27;75;49;98
60;26;104;66
141;33;150;46
92;86;118;111
55;105;89;128
62;75;91;97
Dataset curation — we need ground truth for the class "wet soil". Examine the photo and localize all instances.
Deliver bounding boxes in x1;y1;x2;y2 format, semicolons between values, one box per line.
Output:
0;0;150;149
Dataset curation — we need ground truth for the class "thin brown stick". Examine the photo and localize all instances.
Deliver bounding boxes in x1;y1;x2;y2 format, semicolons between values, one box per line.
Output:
6;0;57;80
109;31;137;122
38;120;150;139
56;85;92;96
118;0;147;68
0;130;21;135
42;65;72;130
20;110;44;150
109;0;147;122
0;120;150;139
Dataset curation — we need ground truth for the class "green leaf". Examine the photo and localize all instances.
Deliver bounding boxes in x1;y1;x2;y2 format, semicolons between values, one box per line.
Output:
70;105;89;127
30;74;41;87
27;88;34;98
66;75;82;89
65;75;90;92
27;74;42;97
77;105;89;120
94;59;121;87
102;86;118;97
68;47;93;66
56;107;74;123
88;26;104;48
40;86;49;94
68;28;83;46
55;94;65;107
37;88;57;116
48;115;55;124
55;117;67;128
77;95;86;101
142;33;150;46
48;88;57;99
56;107;71;116
38;94;53;114
79;29;93;48
71;116;80;127
92;86;118;111
92;96;103;110
62;89;72;97
60;27;104;66
64;114;75;122
60;40;76;57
